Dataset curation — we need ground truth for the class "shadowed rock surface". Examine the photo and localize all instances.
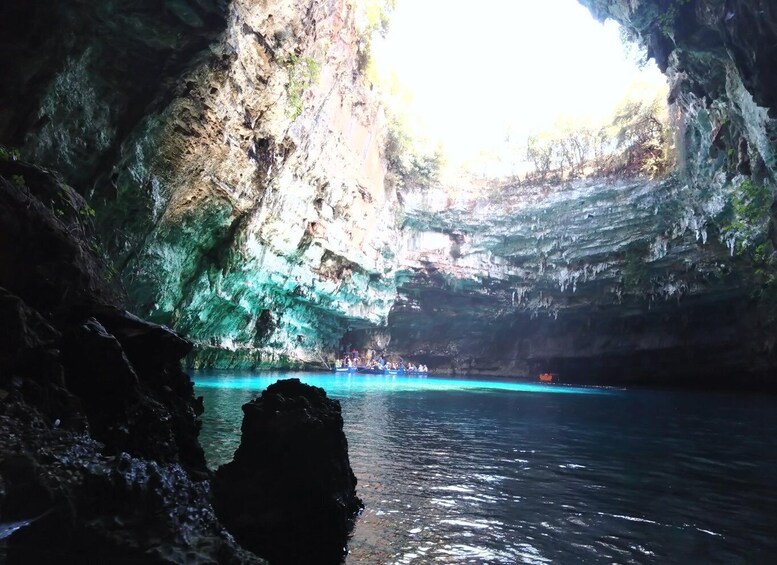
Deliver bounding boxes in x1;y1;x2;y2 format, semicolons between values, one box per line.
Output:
0;156;264;562
214;378;362;565
348;175;776;387
2;0;372;560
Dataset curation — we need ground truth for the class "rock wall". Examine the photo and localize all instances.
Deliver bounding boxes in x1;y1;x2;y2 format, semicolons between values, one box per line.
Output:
347;0;777;387
3;0;398;370
355;177;773;386
0;160;264;563
1;1;379;560
94;0;398;370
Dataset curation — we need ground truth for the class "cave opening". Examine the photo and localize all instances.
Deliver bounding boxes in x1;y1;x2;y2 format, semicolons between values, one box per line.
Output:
368;0;670;184
2;0;777;562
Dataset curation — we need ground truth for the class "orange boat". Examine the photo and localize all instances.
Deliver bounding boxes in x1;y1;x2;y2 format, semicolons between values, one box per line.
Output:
538;373;553;383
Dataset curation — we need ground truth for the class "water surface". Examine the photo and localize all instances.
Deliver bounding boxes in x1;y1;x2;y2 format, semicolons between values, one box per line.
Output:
194;371;777;563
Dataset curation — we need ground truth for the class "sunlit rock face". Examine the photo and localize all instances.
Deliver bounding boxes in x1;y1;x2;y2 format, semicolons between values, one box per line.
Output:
96;0;397;369
352;178;772;385
579;0;777;183
348;0;777;386
5;0;398;368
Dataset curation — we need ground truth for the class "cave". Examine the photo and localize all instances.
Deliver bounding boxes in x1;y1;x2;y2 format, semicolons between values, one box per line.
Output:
2;0;777;562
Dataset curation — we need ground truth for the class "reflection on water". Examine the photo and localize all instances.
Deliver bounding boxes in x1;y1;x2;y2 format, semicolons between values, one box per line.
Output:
195;372;777;563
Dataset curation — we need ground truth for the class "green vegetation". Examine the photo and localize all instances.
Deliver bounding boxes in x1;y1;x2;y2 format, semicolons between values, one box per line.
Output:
10;174;26;188
384;117;444;191
723;176;773;253
731;177;771;231
285;54;320;119
745;241;777;325
0;146;21;162
524;81;673;182
355;0;395;74
622;242;651;289
80;202;97;219
656;0;692;35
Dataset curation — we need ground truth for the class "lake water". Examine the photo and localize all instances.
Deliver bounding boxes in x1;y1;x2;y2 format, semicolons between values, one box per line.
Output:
193;371;777;563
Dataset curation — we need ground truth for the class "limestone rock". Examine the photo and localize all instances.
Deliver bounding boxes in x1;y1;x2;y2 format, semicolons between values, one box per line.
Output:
0;160;257;562
214;378;362;565
0;399;265;564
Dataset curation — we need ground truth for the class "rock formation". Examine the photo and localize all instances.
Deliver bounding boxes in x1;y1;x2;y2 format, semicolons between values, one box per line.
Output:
214;378;362;565
2;0;777;561
2;0;398;370
347;0;777;387
354;176;773;386
0;160;264;562
2;0;382;561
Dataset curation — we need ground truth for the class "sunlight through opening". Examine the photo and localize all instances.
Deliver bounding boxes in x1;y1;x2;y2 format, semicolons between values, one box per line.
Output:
362;0;669;180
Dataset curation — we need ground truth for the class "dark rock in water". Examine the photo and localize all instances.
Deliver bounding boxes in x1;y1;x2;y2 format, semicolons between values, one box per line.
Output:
214;378;363;565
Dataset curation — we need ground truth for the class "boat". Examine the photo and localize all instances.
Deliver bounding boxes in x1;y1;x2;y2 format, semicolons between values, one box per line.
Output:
334;365;429;376
356;366;385;375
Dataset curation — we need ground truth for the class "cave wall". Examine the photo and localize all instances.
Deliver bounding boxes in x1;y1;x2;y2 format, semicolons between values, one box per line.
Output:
2;0;398;369
352;0;777;386
361;178;773;386
4;0;777;384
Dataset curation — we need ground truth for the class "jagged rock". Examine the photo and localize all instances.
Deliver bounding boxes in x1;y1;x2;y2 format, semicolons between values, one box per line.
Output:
0;160;115;318
347;175;777;387
93;307;193;377
0;287;86;432
0;399;266;565
0;155;246;561
214;378;362;565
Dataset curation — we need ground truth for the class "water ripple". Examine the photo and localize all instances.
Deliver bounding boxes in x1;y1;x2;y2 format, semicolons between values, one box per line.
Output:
194;373;777;564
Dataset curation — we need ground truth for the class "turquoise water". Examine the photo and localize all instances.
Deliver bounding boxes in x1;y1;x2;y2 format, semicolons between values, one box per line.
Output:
194;371;777;563
194;372;609;395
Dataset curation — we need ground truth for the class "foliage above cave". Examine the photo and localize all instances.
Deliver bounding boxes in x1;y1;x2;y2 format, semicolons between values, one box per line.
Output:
384;116;444;191
525;79;674;182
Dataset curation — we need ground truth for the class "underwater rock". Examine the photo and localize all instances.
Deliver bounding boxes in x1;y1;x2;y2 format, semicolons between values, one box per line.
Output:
214;378;362;565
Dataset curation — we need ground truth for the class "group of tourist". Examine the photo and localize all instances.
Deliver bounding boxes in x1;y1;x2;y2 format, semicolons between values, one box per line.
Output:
334;349;429;373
